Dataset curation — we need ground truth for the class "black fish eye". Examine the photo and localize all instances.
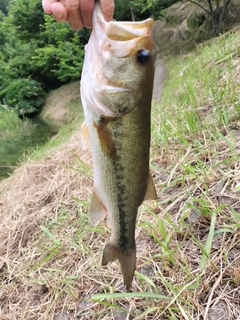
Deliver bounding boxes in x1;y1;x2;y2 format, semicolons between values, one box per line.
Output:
137;49;150;64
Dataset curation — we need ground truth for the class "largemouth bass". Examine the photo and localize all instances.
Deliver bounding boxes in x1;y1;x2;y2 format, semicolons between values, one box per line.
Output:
80;3;157;290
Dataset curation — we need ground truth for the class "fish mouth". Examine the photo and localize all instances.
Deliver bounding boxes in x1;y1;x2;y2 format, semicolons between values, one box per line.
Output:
106;19;154;41
81;3;154;117
93;3;153;58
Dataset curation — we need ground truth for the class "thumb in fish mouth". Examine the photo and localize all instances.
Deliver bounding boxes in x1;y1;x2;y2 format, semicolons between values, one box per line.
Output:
102;243;136;291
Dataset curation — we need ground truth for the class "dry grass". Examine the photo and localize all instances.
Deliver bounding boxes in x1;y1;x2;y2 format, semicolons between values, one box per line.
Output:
153;0;240;56
0;122;239;319
0;130;93;319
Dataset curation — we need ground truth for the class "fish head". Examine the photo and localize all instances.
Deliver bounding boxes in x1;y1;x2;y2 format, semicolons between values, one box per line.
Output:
81;3;154;117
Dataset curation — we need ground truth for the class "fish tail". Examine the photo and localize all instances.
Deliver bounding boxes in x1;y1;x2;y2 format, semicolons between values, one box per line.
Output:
102;243;136;291
118;247;136;291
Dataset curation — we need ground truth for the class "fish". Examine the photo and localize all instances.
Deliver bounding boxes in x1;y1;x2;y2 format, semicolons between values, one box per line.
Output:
80;2;157;290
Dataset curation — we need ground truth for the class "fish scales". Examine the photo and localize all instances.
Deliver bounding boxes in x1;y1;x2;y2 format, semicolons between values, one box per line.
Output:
81;2;157;290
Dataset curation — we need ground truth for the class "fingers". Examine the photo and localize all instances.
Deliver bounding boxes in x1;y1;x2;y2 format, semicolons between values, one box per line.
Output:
51;2;67;22
42;0;68;22
42;0;56;14
42;0;114;30
42;0;84;30
100;0;114;22
79;0;94;29
65;0;83;30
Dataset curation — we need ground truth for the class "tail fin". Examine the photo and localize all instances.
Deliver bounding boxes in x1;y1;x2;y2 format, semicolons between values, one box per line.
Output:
102;243;136;291
118;247;136;291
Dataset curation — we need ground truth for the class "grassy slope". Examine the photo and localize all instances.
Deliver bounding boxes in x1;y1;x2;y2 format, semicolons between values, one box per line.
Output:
153;0;240;56
0;31;240;320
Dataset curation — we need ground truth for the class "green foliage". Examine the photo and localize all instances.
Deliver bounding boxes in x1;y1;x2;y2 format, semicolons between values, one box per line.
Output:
3;79;45;115
113;0;179;21
34;15;84;83
0;10;5;22
130;0;179;19
7;0;44;42
0;0;85;116
187;12;206;30
0;0;9;15
0;107;22;131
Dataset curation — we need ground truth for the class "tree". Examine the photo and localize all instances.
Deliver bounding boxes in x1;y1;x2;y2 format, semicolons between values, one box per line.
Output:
188;0;233;36
33;15;85;84
0;0;9;15
114;0;179;21
0;0;86;116
7;0;44;42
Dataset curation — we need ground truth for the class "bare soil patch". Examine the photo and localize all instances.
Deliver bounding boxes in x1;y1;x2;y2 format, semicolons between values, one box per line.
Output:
40;82;81;123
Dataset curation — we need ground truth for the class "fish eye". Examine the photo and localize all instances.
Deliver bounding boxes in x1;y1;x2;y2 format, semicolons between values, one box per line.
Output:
137;49;150;64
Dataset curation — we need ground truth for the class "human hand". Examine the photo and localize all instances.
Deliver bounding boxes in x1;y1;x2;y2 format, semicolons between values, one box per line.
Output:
42;0;114;30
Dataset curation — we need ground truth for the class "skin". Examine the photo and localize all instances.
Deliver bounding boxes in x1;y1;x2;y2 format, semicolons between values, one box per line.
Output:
42;0;114;30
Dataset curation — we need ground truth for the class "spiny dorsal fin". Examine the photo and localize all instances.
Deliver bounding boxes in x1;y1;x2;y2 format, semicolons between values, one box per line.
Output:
89;189;107;226
144;172;157;201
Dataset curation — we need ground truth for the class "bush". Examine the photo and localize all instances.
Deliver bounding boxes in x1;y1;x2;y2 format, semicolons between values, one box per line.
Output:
4;78;45;116
0;107;22;132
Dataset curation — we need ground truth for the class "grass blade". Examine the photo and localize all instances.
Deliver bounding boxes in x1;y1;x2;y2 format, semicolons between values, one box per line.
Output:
200;211;216;269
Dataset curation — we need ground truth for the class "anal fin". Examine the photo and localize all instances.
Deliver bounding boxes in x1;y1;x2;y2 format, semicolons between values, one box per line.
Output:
89;189;107;226
102;243;119;265
144;172;157;201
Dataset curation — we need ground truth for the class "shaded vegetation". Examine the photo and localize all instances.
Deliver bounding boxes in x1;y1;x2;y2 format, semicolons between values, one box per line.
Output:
189;0;233;36
0;108;22;132
0;0;85;116
0;0;9;15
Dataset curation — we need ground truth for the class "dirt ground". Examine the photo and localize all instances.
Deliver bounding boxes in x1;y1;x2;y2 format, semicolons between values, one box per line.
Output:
0;119;239;319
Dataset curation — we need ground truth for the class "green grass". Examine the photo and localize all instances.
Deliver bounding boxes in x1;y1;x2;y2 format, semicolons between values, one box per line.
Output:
83;31;240;318
0;108;22;132
153;33;240;146
18;114;84;163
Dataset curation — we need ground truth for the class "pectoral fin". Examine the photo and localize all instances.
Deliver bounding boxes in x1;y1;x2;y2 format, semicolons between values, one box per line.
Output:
89;189;107;226
144;172;157;201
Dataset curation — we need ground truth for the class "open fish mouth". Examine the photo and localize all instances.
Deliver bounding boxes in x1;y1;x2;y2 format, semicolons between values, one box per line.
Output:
92;2;153;57
80;3;154;117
